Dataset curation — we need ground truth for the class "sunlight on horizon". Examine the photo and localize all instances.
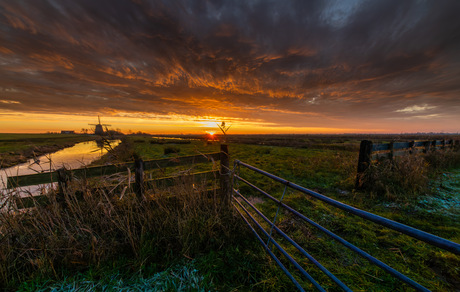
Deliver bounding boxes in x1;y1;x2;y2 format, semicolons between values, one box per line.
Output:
0;111;394;134
1;105;456;134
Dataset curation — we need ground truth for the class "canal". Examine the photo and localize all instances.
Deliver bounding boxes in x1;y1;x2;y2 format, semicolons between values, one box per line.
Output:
1;140;120;208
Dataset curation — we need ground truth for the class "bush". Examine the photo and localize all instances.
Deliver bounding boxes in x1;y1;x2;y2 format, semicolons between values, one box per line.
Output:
164;146;180;155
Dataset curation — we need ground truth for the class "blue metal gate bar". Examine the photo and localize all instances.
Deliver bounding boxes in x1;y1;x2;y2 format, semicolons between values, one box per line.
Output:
233;203;307;292
233;199;325;291
234;189;352;291
235;160;460;255
234;173;429;291
266;185;288;247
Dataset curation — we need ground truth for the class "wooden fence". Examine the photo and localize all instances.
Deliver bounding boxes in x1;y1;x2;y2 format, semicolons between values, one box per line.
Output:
355;139;459;188
7;145;230;209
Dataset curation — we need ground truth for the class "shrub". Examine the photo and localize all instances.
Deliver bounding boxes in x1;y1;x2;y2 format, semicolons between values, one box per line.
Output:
164;146;180;155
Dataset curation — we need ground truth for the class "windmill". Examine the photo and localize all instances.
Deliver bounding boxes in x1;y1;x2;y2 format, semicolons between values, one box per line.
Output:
89;115;111;135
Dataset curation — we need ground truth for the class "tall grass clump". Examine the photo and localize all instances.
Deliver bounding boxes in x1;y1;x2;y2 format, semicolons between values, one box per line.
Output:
361;149;460;201
361;155;430;201
424;149;460;173
0;175;243;290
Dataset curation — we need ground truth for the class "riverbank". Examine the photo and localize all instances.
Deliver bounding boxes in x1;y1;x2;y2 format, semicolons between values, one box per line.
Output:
88;137;134;166
0;134;95;169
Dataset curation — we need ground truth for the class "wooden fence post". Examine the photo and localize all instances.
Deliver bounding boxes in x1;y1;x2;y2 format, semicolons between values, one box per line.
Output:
57;167;71;205
220;144;231;209
355;140;373;189
389;141;394;161
134;158;145;199
423;141;431;153
408;141;415;155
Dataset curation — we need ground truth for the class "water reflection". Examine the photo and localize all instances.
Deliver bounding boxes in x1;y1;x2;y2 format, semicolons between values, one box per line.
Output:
0;140;120;200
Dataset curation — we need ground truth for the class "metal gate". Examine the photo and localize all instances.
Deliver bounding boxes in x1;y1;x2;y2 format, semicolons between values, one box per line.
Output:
232;160;460;291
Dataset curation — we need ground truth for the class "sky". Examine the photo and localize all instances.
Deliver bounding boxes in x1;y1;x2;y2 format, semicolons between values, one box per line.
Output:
1;0;459;134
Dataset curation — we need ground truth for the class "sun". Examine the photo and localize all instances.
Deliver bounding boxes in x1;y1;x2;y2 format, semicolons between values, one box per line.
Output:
207;131;215;136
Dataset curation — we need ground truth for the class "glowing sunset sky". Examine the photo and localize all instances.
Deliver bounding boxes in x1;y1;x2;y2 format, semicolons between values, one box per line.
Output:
1;0;459;134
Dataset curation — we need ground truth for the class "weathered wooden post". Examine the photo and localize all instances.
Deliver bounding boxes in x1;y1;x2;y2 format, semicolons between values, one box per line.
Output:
134;158;145;199
423;141;431;153
220;144;231;209
389;141;394;161
57;167;71;205
408;141;415;155
355;140;373;190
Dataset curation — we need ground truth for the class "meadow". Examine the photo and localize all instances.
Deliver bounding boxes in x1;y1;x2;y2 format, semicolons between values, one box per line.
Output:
0;134;459;291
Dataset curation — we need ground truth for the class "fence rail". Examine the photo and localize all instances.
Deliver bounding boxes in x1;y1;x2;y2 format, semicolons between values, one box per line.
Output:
233;160;460;291
7;152;221;189
7;149;225;208
371;139;457;160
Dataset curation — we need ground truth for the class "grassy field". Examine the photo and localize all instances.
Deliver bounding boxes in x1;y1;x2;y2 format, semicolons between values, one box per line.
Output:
0;133;95;168
1;134;459;291
127;136;460;290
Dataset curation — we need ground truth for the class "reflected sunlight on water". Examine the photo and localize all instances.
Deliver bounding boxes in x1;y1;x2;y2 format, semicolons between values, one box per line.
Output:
0;140;121;204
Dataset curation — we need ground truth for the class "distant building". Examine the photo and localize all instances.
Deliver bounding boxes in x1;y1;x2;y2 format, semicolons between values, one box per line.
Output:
61;130;75;134
89;116;111;136
94;124;104;135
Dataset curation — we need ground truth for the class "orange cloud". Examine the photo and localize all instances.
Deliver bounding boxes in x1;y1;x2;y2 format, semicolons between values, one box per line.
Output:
29;54;75;70
0;47;13;54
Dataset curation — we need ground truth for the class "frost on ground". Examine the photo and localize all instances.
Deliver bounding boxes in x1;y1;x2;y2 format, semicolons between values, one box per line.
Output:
416;169;460;219
377;168;460;220
25;261;213;292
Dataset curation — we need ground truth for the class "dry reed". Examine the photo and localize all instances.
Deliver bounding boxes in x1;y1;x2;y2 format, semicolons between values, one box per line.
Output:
361;149;460;201
0;173;239;288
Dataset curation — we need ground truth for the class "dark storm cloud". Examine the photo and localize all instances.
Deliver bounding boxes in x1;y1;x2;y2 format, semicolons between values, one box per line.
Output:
1;0;459;128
